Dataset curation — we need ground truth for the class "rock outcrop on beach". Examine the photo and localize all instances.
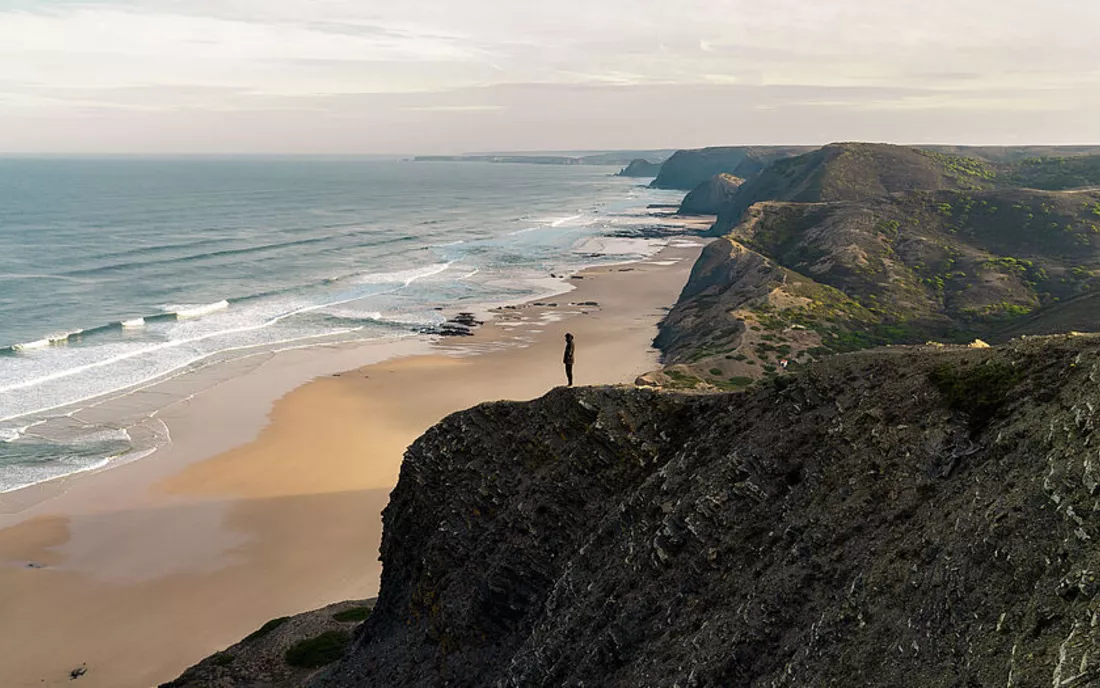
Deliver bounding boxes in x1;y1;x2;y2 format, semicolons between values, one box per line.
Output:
299;334;1100;687
677;173;743;215
616;159;663;178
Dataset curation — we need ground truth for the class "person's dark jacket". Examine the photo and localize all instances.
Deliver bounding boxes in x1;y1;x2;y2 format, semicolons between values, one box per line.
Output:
563;340;575;365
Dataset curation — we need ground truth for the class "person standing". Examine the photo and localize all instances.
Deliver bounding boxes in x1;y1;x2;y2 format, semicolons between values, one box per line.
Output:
563;333;575;386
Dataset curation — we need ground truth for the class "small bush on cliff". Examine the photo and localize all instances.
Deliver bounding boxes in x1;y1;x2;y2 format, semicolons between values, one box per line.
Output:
285;630;351;668
333;606;372;622
244;616;290;642
929;361;1022;426
211;652;235;667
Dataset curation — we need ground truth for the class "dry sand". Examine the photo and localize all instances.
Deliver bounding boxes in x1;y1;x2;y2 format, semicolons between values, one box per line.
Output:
0;238;708;688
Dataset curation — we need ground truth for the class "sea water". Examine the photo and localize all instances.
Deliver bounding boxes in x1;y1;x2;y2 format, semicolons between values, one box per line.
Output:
0;157;683;493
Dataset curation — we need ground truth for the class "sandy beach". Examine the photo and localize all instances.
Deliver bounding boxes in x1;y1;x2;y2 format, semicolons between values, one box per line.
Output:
0;234;708;688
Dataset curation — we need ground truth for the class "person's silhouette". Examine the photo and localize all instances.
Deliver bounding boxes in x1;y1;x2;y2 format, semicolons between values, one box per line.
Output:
563;333;575;386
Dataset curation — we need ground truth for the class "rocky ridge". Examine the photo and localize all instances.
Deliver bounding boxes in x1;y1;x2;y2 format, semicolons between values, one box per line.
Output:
678;173;744;215
616;159;663;178
315;334;1100;687
650;146;814;190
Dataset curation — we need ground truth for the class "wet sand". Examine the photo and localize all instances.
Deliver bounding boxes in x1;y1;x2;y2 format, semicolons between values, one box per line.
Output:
0;237;708;687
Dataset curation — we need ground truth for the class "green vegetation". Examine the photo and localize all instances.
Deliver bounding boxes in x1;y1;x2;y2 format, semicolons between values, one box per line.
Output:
245;616;290;642
333;606;373;623
1008;155;1100;190
981;257;1047;286
929;361;1022;426
876;219;901;239
285;630;352;669
665;369;705;389
727;376;755;387
211;653;235;667
927;152;998;188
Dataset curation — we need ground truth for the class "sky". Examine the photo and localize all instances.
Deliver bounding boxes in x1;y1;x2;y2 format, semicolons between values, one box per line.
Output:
2;0;1099;154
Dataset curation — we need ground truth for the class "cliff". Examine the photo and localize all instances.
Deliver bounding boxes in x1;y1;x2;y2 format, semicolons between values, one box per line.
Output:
616;159;663;178
650;146;813;190
312;334;1100;687
677;173;744;215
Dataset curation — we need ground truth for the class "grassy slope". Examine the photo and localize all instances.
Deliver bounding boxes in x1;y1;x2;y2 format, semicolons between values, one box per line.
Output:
656;144;1100;388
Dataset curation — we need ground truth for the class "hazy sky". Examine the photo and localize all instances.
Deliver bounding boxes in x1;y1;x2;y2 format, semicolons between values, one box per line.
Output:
3;0;1099;154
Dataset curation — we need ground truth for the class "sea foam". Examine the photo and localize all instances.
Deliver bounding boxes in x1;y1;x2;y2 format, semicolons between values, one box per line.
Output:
170;300;230;319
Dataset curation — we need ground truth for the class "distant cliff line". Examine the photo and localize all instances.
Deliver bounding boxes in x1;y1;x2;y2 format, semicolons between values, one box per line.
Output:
412;150;674;168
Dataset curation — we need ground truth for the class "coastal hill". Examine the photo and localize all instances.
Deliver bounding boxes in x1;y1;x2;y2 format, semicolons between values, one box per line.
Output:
649;146;815;190
713;142;1002;229
616;158;663;178
649;143;1100;193
312;335;1100;686
648;143;1100;388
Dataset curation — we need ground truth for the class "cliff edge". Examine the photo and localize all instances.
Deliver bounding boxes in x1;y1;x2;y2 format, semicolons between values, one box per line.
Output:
314;334;1100;687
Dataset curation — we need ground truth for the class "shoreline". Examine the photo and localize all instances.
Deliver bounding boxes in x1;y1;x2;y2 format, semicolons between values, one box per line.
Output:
0;211;707;503
0;222;710;687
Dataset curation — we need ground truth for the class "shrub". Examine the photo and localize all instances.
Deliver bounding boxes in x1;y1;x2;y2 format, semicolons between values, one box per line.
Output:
212;653;235;667
929;361;1022;427
285;630;352;668
245;616;290;642
333;606;372;623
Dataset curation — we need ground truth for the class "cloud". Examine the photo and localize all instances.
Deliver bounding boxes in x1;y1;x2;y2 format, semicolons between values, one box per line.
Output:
1;0;1098;151
402;104;503;112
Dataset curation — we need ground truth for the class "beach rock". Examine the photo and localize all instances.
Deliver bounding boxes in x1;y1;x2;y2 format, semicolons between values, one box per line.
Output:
419;312;484;337
450;312;483;328
314;335;1100;687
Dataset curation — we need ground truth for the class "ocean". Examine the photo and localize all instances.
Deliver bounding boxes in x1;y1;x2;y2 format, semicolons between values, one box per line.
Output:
0;157;682;493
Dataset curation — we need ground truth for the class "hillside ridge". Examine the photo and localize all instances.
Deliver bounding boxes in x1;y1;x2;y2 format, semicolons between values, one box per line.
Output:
315;334;1100;687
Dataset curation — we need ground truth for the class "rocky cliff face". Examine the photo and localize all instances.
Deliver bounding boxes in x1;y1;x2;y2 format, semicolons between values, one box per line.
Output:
316;335;1100;687
678;173;744;215
650;146;813;190
616;159;663;178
